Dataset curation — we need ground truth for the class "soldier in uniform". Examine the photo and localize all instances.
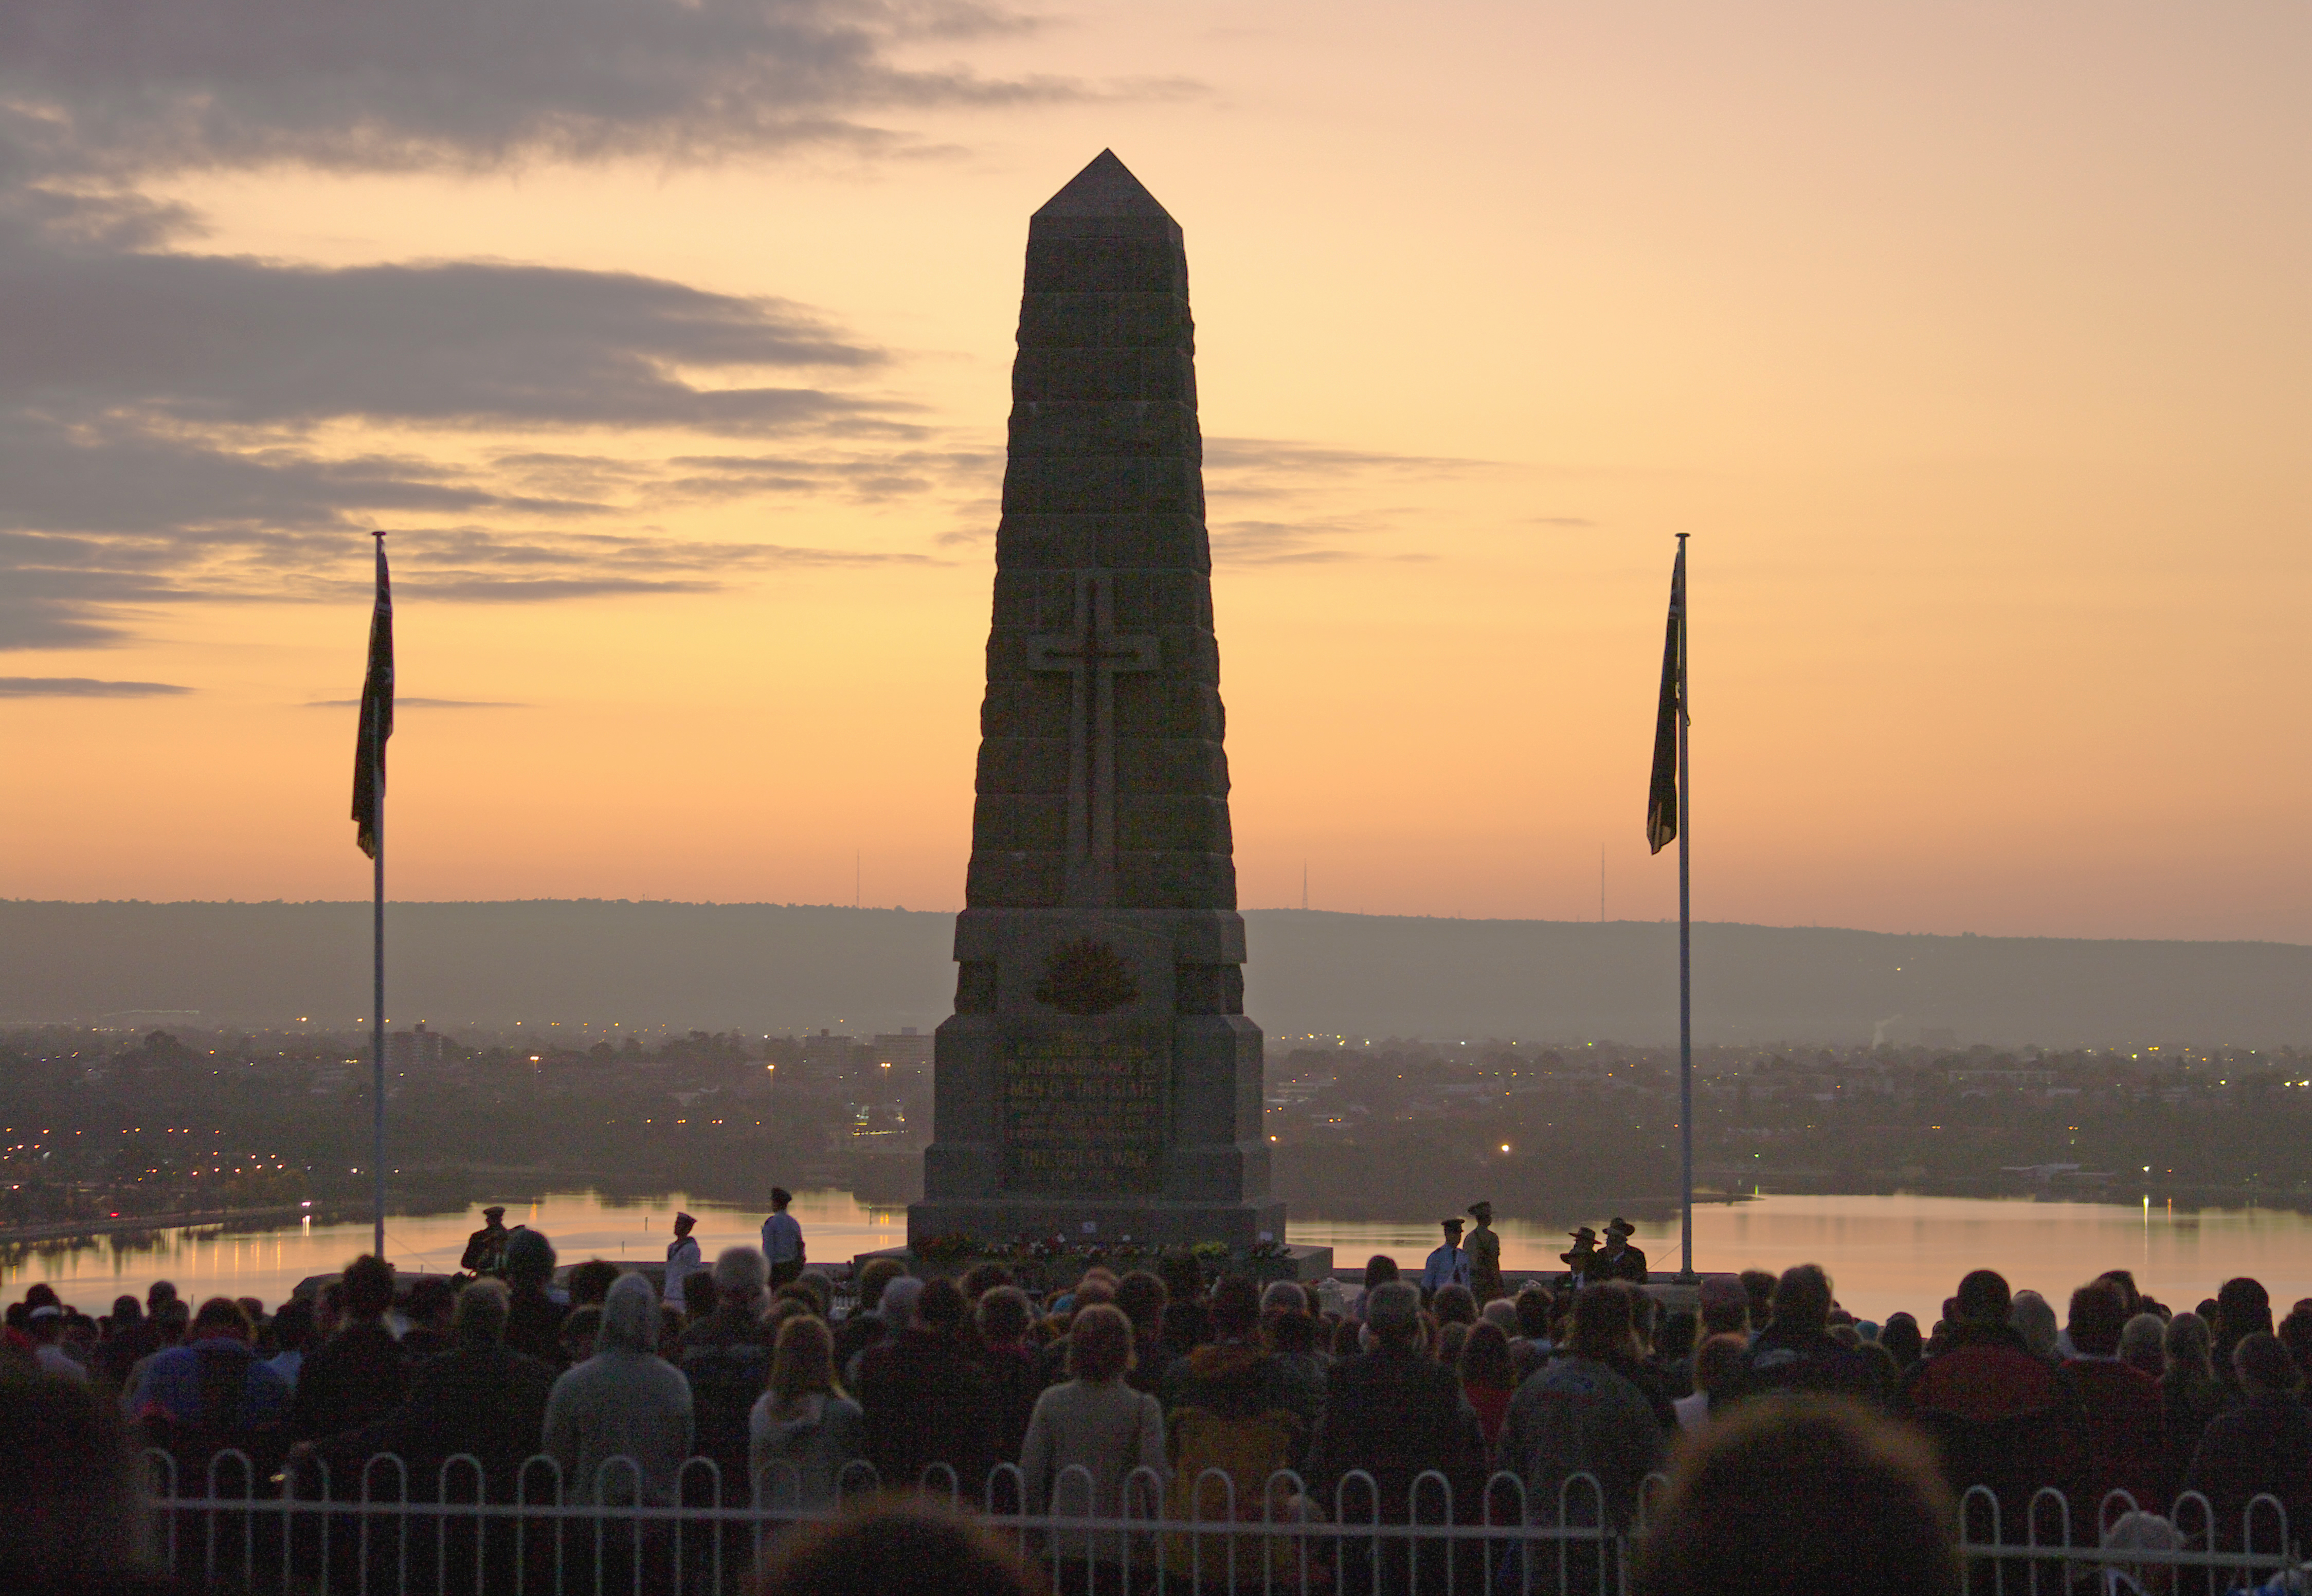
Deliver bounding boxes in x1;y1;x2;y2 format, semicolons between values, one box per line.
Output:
460;1204;510;1276
664;1211;703;1310
1591;1216;1649;1283
1465;1200;1505;1304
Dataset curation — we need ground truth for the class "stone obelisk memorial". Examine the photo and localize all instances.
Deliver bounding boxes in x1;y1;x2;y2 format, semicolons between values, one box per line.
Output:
911;152;1294;1257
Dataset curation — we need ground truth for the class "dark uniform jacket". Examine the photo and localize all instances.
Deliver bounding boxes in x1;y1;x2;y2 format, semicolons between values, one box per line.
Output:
1585;1243;1648;1284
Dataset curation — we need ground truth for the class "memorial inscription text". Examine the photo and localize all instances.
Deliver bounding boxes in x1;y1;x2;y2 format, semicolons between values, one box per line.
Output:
1001;1031;1166;1194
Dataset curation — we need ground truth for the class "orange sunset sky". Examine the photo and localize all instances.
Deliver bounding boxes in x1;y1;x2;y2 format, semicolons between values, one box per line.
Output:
2;1;2306;940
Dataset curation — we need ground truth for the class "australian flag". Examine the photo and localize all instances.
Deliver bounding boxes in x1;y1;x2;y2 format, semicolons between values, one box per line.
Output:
1645;541;1684;855
352;537;393;859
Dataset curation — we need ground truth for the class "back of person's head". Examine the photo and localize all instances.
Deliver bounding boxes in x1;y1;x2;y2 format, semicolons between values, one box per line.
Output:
1513;1285;1552;1339
1067;1302;1135;1382
857;1256;906;1311
1069;1277;1116;1311
1571;1282;1636;1362
2215;1277;2273;1345
340;1254;395;1319
2009;1291;2057;1357
1432;1283;1477;1327
1156;1254;1203;1305
790;1272;834;1318
1260;1280;1307;1316
770;1314;843;1411
1365;1255;1400;1288
406;1276;456;1328
270;1296;316;1352
0;1365;151;1593
559;1304;603;1359
503;1228;556;1284
1634;1395;1959;1596
1657;1307;1699;1365
1954;1269;2012;1327
915;1277;967;1335
757;1499;1040;1596
2095;1270;2142;1318
147;1280;178;1313
2119;1313;2166;1373
1264;1305;1315;1355
2163;1311;2213;1379
958;1262;1011;1302
713;1245;769;1306
1693;1332;1750;1398
598;1272;659;1354
975;1285;1032;1347
1112;1269;1167;1332
1364;1281;1422;1350
1698;1275;1749;1337
109;1295;142;1326
1482;1298;1519;1334
567;1259;621;1309
2066;1281;2127;1358
1739;1269;1777;1326
454;1278;510;1344
879;1275;925;1334
1880;1312;1924;1370
2279;1307;2312;1379
1773;1265;1833;1333
191;1296;252;1341
1210;1274;1261;1339
1460;1320;1515;1389
2233;1332;2300;1395
686;1272;721;1320
153;1299;190;1345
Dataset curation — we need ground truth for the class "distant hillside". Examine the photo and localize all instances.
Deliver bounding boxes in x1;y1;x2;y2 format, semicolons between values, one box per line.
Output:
2;900;2307;1047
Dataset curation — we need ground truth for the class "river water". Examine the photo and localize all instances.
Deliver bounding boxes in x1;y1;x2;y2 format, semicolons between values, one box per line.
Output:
8;1191;2307;1325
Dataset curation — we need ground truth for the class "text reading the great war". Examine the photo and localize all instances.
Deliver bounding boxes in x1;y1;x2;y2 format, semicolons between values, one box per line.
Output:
1001;1033;1165;1195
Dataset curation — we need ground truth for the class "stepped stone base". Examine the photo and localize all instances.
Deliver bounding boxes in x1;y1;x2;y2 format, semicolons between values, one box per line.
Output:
908;1195;1287;1252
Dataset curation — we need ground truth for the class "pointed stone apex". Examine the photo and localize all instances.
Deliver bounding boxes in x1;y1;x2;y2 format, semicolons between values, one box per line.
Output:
1034;150;1172;221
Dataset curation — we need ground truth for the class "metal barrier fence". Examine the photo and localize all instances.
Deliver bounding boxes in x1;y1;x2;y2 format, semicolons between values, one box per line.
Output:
140;1449;2302;1595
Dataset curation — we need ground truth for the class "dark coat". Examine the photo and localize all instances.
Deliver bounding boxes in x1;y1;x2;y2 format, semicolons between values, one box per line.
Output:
977;1342;1047;1465
2063;1358;2166;1511
857;1329;997;1492
2182;1392;2312;1553
1738;1322;1890;1409
1902;1323;2088;1533
291;1321;407;1442
1585;1243;1648;1284
323;1341;556;1495
1305;1349;1486;1522
502;1287;568;1371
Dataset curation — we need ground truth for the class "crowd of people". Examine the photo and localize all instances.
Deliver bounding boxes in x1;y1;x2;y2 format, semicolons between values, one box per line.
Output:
4;1227;2311;1594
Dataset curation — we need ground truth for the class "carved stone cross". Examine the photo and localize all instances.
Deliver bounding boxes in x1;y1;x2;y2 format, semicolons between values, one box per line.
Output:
1027;571;1160;908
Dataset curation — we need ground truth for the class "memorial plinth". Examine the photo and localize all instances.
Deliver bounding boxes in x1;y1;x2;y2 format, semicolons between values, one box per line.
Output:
910;152;1283;1252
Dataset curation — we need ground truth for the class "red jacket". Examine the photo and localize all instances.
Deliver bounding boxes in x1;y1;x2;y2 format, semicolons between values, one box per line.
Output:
1903;1326;2088;1534
2063;1358;2168;1514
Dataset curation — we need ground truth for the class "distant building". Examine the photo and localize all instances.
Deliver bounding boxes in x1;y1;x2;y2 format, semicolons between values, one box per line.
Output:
385;1023;447;1068
870;1028;933;1074
796;1029;859;1084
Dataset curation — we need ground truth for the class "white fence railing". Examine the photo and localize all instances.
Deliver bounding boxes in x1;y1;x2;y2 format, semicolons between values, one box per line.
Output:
138;1449;2303;1595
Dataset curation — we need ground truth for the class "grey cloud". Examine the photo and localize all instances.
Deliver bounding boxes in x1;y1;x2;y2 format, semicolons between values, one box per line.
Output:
1202;438;1492;480
0;676;191;697
0;0;1085;177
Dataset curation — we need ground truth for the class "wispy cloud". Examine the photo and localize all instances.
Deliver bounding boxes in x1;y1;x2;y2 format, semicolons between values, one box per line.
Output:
0;676;192;698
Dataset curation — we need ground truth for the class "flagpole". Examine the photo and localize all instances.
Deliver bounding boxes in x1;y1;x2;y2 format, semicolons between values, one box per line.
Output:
1676;533;1694;1281
371;612;387;1262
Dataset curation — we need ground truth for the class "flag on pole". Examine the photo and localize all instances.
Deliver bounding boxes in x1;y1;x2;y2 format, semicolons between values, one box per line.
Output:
352;536;393;858
1645;541;1685;854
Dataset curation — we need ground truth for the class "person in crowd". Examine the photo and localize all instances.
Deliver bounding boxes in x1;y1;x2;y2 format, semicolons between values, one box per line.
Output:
292;1255;406;1441
544;1272;694;1507
750;1314;866;1511
682;1270;721;1327
119;1299;190;1409
500;1227;568;1368
973;1285;1045;1464
461;1204;510;1276
1112;1270;1169;1393
2181;1333;2311;1553
2211;1277;2273;1400
957;1262;1012;1302
1591;1217;1649;1284
1676;1333;1750;1432
1260;1292;1328;1448
1738;1263;1887;1407
858;1277;995;1491
265;1296;316;1391
1697;1275;1749;1341
2159;1311;2229;1490
566;1258;622;1310
1902;1269;2086;1531
1458;1318;1517;1451
755;1499;1043;1596
663;1211;703;1311
2119;1312;2167;1379
1465;1201;1505;1304
93;1294;159;1388
2061;1280;2166;1511
835;1256;907;1372
1650;1307;1699;1400
558;1305;603;1366
680;1247;778;1491
1432;1282;1478;1330
3;1365;177;1596
761;1187;805;1290
398;1276;458;1362
1160;1274;1290;1421
1500;1280;1666;1533
1507;1285;1555;1380
1739;1269;1777;1336
1020;1302;1166;1585
2010;1290;2061;1362
1420;1218;1470;1296
25;1305;85;1383
1356;1255;1401;1320
1879;1312;1925;1373
129;1295;293;1440
1309;1280;1486;1542
1633;1396;1960;1596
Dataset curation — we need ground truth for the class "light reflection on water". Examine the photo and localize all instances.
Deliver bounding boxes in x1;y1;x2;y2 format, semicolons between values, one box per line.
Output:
8;1191;2306;1323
